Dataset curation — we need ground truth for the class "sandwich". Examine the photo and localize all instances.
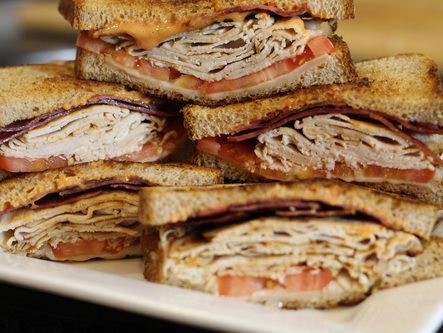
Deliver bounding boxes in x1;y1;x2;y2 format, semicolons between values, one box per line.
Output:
139;180;442;309
184;54;443;205
0;161;223;261
0;62;187;173
59;0;357;105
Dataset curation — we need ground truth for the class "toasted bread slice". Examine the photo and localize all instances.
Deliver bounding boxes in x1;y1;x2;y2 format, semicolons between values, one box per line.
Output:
59;0;355;31
75;35;356;105
139;180;438;239
0;160;223;214
183;54;443;139
0;62;162;128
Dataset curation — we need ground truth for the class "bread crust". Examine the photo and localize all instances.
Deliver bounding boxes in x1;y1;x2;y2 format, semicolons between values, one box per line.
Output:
141;229;164;283
360;181;443;208
0;160;223;213
183;54;443;139
59;0;355;30
139;179;438;239
75;35;356;106
0;62;160;128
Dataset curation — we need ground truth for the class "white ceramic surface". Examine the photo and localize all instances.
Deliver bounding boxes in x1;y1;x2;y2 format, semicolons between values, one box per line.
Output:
0;252;442;333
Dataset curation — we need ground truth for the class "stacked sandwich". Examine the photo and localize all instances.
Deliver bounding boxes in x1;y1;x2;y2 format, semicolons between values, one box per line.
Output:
0;57;223;260
0;0;442;310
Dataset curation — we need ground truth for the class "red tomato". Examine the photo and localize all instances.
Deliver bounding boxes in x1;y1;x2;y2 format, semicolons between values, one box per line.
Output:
218;269;333;297
197;137;290;180
76;32;111;54
196;138;221;156
134;57;176;81
306;36;335;58
361;165;435;184
284;269;333;292
52;239;107;259
218;276;266;296
51;238;129;260
0;155;68;173
204;48;315;95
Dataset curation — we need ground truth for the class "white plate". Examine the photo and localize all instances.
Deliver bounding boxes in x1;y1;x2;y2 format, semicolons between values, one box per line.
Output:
0;252;442;333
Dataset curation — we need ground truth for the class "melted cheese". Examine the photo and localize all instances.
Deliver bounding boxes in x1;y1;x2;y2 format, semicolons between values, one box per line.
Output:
94;12;251;50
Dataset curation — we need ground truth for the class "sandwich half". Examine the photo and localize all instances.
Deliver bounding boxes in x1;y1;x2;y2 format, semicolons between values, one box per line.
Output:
139;180;440;309
60;0;357;105
0;161;223;261
185;54;443;205
0;62;187;173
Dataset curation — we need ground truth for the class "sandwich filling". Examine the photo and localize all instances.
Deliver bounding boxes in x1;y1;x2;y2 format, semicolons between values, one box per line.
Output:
0;104;185;173
155;213;422;306
77;10;336;98
0;183;146;261
197;108;443;184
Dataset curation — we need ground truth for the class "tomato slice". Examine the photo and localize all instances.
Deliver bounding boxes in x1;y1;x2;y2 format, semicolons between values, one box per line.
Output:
196;137;436;184
284;269;333;292
204;47;315;95
218;269;333;297
197;137;298;180
218;276;266;297
77;31;111;53
51;237;135;260
306;36;335;58
134;57;181;81
0;155;68;173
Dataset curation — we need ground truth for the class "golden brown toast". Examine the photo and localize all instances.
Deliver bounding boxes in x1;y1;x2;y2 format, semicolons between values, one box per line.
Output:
0;62;158;127
59;0;355;31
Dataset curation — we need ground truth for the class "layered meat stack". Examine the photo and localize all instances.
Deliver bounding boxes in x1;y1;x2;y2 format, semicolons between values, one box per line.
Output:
0;0;442;310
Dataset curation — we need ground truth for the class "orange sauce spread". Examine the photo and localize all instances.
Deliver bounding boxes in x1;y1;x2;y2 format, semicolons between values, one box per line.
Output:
93;12;250;50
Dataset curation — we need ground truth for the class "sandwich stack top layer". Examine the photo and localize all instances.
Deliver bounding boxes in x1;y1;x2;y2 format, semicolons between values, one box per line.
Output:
139;179;439;239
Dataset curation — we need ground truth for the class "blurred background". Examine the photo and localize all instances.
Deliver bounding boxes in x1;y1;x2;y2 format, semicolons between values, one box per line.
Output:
0;0;442;76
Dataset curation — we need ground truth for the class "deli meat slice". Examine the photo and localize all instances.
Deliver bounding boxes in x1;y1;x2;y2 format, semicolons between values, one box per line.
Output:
0;97;181;145
217;5;308;18
183;200;378;227
227;106;443;165
58;177;154;196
